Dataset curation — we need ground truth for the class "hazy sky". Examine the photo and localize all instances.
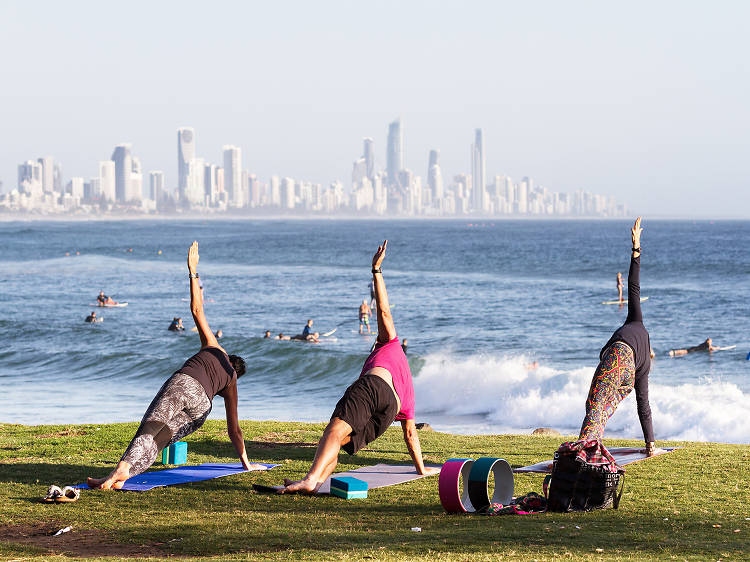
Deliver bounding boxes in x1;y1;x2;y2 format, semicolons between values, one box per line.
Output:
1;1;748;217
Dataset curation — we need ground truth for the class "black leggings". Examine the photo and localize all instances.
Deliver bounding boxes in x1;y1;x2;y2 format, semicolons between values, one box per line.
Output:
121;373;211;476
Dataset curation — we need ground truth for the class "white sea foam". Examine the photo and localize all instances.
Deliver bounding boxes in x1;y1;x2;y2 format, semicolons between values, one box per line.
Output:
413;351;750;444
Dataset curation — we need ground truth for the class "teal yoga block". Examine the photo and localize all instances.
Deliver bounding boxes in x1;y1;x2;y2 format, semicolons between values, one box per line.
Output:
161;441;188;465
330;476;368;499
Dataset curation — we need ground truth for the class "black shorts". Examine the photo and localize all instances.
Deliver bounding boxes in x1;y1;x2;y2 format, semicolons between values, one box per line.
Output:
331;375;399;455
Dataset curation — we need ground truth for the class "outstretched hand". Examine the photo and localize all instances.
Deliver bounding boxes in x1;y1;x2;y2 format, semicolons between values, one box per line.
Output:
188;241;199;273
372;239;388;270
631;217;642;250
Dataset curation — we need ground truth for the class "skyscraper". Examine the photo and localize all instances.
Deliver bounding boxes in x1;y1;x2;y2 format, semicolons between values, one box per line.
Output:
222;145;242;207
18;160;43;196
111;144;132;202
149;171;165;202
427;150;443;204
471;129;486;213
177;127;195;199
37;156;54;193
363;137;375;180
386;118;403;187
99;161;116;202
130;157;143;203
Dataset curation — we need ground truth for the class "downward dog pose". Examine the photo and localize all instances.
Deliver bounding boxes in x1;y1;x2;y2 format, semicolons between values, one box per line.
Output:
87;242;253;489
281;240;436;493
579;218;655;456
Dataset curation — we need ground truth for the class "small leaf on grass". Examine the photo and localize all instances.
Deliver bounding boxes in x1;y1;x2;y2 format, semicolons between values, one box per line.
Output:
595;548;604;553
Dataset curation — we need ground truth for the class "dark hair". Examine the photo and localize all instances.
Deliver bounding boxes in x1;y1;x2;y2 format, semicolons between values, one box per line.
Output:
229;354;246;378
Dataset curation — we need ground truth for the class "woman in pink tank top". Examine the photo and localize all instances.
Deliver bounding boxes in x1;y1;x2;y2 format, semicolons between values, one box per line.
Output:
281;240;437;494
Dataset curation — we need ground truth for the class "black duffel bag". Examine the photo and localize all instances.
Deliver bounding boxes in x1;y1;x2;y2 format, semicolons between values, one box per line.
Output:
545;440;625;512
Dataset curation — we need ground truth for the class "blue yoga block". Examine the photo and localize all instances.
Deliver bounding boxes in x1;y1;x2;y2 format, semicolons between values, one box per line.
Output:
330;476;368;499
161;441;188;465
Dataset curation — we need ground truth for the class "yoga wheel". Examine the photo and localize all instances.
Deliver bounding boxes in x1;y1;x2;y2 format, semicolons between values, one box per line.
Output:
467;457;514;512
438;458;475;513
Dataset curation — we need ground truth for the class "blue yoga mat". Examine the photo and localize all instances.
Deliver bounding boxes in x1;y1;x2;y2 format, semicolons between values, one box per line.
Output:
76;462;278;491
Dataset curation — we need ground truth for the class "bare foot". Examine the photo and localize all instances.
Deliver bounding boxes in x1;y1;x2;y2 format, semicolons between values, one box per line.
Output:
280;477;320;494
86;466;130;489
86;476;107;488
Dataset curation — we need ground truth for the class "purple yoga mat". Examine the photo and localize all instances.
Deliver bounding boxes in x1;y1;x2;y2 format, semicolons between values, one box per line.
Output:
76;462;278;491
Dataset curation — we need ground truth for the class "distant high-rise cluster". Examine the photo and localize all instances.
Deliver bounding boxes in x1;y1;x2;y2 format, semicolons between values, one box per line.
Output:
1;120;627;217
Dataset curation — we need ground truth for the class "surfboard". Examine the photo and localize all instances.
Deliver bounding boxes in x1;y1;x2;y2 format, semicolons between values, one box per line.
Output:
90;302;128;308
713;345;736;351
322;328;337;337
601;297;648;305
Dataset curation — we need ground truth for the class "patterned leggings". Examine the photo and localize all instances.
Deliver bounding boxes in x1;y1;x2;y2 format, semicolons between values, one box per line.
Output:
579;341;635;441
121;373;211;476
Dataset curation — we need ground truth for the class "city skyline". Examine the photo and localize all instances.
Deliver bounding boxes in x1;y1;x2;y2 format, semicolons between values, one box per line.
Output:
1;2;748;217
3;119;627;217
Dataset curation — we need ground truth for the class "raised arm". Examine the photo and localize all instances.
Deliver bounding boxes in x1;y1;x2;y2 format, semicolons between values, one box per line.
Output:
187;241;220;350
626;217;643;323
371;240;397;343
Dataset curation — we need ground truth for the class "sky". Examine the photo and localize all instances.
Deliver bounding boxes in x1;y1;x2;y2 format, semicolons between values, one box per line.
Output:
1;0;748;217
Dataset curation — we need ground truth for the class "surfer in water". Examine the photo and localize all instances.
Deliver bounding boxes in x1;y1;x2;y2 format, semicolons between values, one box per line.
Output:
616;271;624;304
97;291;117;306
359;299;372;334
302;319;314;338
86;242;255;489
281;240;437;494
578;218;656;457
168;317;185;332
85;311;100;323
668;338;721;357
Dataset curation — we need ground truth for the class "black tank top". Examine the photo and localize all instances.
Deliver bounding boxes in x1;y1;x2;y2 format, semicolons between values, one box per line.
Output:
176;347;236;401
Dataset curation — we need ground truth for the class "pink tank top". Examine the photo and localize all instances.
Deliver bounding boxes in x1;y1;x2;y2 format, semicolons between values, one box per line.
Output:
360;337;415;420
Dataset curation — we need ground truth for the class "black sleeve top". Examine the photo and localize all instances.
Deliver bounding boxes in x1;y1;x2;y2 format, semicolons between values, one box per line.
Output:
600;255;654;442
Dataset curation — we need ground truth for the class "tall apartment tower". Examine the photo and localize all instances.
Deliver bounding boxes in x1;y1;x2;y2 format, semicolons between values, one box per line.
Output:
37;156;54;193
131;157;143;203
99;161;116;201
427;149;443;202
386;118;403;187
222;145;243;207
363;137;375;180
111;144;133;202
471;129;486;213
149;171;165;202
177;127;195;199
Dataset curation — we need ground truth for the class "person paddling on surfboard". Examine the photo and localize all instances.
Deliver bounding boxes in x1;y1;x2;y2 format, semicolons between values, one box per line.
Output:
280;240;437;494
97;290;117;307
668;338;721;357
578;218;656;457
86;241;256;489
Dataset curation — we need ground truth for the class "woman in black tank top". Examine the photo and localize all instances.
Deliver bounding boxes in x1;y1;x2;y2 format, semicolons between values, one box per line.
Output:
87;242;256;489
578;218;655;456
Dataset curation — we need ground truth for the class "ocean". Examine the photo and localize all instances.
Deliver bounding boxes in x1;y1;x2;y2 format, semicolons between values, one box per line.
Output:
1;218;748;444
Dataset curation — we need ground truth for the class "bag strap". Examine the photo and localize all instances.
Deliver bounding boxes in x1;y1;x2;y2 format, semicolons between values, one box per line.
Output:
612;472;626;509
542;474;552;500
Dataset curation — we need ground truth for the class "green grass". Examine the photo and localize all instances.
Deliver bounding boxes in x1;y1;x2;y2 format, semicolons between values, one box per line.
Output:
0;421;748;560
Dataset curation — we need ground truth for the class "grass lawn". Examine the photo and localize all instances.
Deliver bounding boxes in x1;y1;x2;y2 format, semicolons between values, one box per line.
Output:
0;420;747;560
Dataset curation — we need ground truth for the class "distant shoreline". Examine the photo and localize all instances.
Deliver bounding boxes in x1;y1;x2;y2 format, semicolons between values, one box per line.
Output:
1;213;747;222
